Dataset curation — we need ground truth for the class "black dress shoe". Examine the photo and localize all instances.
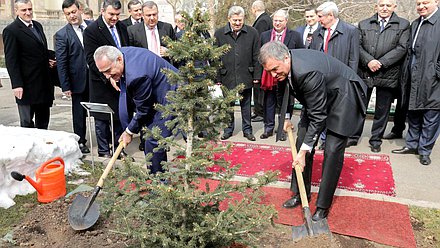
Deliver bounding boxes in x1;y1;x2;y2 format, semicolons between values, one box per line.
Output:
370;144;381;153
419;155;431;165
279;132;287;141
79;143;90;153
244;133;256;141
98;153;111;158
346;139;358;148
139;142;145;151
312;207;329;221
251;116;264;122
119;150;135;162
282;195;311;209
383;132;402;140
221;132;233;140
251;113;258;119
282;195;302;209
260;131;273;139
392;147;418;154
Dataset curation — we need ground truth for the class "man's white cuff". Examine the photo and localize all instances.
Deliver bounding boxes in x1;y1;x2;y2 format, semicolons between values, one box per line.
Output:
300;143;312;152
125;128;134;135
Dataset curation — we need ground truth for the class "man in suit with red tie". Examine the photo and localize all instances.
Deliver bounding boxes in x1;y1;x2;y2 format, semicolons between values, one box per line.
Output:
3;0;56;130
310;1;361;148
83;0;129;158
259;9;304;141
55;0;93;154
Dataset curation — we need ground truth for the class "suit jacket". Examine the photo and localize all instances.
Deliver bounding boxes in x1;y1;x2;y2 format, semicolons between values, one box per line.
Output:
214;24;261;90
260;28;304;49
55;20;92;94
119;47;178;133
281;49;367;146
3;17;54;105
127;21;176;50
295;24;321;47
310;20;360;71
253;12;273;34
83;15;129;120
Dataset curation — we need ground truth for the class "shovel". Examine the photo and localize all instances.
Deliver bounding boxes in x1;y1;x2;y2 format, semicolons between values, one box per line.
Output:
286;128;331;241
68;142;124;230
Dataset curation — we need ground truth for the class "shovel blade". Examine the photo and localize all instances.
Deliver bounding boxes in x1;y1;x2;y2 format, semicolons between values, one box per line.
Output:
292;207;332;241
68;194;100;230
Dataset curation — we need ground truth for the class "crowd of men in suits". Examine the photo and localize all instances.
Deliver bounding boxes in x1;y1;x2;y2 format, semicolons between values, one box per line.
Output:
3;0;440;220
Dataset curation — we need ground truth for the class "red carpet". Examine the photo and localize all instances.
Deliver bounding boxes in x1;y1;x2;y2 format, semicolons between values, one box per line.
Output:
202;179;415;248
211;142;396;196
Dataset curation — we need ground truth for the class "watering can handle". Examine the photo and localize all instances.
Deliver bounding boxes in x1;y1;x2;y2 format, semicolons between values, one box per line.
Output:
40;157;65;170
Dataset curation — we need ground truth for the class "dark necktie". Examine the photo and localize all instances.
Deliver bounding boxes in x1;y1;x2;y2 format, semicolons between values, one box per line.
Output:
110;26;120;48
28;23;43;43
324;28;332;54
118;77;129;129
305;26;313;48
380;19;386;32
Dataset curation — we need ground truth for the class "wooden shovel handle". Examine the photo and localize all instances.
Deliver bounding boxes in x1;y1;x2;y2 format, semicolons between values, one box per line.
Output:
96;142;124;188
286;128;310;208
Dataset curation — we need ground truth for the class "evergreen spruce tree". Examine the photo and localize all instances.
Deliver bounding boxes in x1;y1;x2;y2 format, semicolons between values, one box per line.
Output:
102;5;278;247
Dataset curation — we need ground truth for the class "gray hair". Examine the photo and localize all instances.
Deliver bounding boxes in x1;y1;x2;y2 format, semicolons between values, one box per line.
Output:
251;0;265;12
102;0;122;10
143;1;158;10
272;9;289;20
94;45;122;64
14;0;31;7
228;6;245;18
316;1;339;18
258;41;289;65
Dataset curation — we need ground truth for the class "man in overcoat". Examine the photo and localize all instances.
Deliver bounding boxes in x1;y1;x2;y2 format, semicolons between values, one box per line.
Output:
251;0;273;123
214;6;261;141
94;46;177;173
83;0;129;158
392;0;440;166
259;41;367;221
358;0;410;153
3;0;56;129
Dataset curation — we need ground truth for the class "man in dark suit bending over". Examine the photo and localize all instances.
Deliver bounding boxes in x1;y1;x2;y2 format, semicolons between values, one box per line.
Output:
259;41;367;221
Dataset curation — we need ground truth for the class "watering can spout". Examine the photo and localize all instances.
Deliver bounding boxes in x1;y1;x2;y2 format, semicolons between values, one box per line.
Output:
10;171;44;194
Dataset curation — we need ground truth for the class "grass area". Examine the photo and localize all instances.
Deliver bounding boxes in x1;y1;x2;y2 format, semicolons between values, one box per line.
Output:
0;193;36;237
410;206;440;247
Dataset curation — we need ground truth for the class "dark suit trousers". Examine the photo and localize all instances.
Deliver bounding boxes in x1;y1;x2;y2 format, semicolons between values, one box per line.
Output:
72;90;89;144
263;88;277;133
253;83;264;117
144;112;173;174
406;110;440;156
224;88;253;135
391;88;408;135
17;103;50;129
368;87;394;147
291;120;347;209
95;118;123;155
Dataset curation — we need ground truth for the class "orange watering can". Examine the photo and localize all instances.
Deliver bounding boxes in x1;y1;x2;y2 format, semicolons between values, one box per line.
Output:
11;157;66;203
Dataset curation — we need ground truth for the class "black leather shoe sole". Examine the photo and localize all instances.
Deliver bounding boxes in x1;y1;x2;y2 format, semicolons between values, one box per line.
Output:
282;195;311;209
260;132;273;139
251;116;264;122
383;132;402;140
370;145;381;153
312;208;329;221
244;133;256;141
392;147;418;154
221;133;233;140
420;155;431;165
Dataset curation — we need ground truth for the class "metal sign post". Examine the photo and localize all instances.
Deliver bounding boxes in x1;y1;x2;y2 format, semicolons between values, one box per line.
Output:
80;102;115;170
